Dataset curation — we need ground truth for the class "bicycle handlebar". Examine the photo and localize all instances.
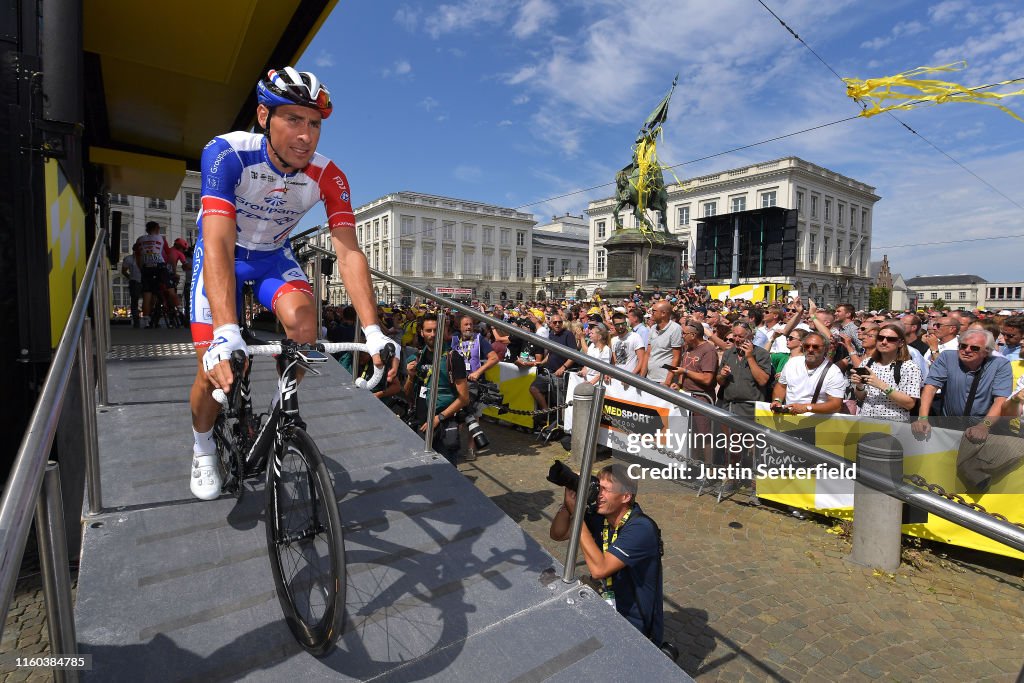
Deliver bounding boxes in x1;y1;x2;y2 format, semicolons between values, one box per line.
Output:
212;342;387;406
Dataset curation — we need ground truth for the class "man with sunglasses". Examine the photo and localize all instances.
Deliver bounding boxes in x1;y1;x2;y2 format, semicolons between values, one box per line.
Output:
913;329;1012;441
186;67;390;500
530;313;578;417
923;316;961;364
610;312;646;379
771;332;847;415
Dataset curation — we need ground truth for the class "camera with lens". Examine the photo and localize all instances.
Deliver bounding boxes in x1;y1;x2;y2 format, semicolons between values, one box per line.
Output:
462;411;490;452
468;379;503;408
546;460;599;507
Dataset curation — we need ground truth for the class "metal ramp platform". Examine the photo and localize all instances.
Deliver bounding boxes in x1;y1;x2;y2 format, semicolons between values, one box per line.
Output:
75;347;686;681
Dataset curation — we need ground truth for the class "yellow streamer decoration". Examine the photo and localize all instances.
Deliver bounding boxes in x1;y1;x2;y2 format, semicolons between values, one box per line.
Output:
844;61;1024;122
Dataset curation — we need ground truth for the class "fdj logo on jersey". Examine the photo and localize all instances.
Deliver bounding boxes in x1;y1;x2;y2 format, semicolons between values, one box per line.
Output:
264;189;287;207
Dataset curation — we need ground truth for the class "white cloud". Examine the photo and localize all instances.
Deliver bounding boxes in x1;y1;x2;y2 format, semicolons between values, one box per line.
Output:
394;5;419;31
498;119;514;126
512;0;557;39
454;164;483;182
506;66;538;86
421;96;440;111
928;0;968;23
513;94;530;105
314;50;334;68
424;1;513;39
382;59;413;78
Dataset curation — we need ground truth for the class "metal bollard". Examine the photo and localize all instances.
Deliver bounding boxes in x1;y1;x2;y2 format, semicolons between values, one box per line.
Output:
80;323;103;516
562;379;606;583
568;381;597;469
34;461;79;683
848;433;903;572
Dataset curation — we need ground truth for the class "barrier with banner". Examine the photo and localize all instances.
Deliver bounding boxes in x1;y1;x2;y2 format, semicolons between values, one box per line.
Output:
752;403;1024;561
564;373;687;462
482;362;537;429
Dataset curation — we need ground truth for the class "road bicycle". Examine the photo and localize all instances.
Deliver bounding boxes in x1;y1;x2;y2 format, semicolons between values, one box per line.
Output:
211;333;383;656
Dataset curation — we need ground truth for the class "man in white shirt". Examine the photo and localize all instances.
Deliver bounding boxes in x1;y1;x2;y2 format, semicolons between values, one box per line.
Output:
610;311;645;377
924;316;961;364
771;332;848;414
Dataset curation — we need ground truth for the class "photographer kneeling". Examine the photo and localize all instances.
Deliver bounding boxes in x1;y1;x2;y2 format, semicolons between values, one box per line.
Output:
404;314;470;465
549;464;664;645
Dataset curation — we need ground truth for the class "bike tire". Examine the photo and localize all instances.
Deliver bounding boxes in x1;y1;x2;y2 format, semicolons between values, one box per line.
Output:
265;427;345;656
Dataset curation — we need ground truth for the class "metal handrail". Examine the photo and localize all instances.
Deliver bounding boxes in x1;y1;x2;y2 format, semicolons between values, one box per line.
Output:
0;228;108;644
367;267;1024;554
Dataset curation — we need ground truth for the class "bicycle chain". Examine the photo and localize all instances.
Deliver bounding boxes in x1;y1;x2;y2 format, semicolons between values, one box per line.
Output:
903;473;1024;530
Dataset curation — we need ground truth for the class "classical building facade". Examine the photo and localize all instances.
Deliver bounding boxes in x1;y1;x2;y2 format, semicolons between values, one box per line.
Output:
530;214;593;300
905;275;987;311
586;157;880;309
319;191;537;305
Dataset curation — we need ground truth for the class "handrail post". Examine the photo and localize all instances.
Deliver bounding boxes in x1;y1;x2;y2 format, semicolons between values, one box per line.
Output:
562;378;606;583
95;259;109;406
34;461;79;683
352;315;362;384
848;433;903;572
80;321;102;516
423;313;447;455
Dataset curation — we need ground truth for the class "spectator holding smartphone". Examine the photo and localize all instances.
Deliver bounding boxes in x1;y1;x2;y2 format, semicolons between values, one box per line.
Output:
850;323;921;422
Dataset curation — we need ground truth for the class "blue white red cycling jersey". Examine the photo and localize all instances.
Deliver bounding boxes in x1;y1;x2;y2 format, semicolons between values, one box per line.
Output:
198;131;355;250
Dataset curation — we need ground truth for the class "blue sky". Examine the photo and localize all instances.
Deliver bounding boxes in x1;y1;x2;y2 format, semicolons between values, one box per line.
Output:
295;0;1024;282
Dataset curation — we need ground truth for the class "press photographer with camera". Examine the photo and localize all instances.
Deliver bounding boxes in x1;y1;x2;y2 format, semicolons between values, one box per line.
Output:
403;314;470;465
549;463;665;646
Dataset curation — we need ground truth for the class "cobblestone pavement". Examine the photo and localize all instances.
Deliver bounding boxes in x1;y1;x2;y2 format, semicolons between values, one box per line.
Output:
460;420;1024;683
3;417;1022;682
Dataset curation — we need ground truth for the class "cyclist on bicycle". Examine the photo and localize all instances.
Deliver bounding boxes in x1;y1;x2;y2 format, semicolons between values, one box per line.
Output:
188;66;392;500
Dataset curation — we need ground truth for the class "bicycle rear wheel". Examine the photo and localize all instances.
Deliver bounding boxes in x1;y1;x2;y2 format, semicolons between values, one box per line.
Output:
265;427;345;656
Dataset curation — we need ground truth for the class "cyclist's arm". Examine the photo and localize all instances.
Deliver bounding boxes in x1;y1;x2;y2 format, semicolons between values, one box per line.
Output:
202;214;239;330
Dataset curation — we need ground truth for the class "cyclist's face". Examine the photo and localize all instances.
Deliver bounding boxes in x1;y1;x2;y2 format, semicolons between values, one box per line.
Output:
260;104;322;171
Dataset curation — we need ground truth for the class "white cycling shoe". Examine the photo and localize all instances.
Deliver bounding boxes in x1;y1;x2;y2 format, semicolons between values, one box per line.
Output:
190;453;222;501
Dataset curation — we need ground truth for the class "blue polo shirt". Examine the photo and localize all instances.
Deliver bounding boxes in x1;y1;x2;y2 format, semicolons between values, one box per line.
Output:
584;503;663;643
924;350;1013;417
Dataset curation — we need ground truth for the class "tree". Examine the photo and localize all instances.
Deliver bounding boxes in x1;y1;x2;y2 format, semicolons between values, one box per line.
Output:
932;298;946;311
869;286;891;311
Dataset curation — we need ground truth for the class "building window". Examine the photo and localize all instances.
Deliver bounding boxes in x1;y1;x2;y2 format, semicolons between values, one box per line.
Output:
797;191;804;213
1016;287;1023;299
500;228;510;245
516;256;525;278
561;258;570;275
824;199;832;223
596;249;606;273
423;218;435;238
110;193;129;205
547;258;555;275
850;205;857;228
482;253;493;277
681;241;689;272
357;226;364;243
730;196;746;213
808;233;817;262
597;220;607;239
811;195;818;219
500;254;511;279
401;246;414;271
463;223;475;241
483;226;494;244
373;247;379;270
836;239;842;266
861;209;869;230
959;291;966;300
761;191;776;208
422;247;434;273
184;191;201;213
373;219;380;240
443;220;456;241
837;203;845;226
148;197;167;210
576;260;584;275
860;243;866;271
516;231;525;247
382;216;389;238
533;257;541;278
677;205;689;226
702;201;717;217
382;245;389;269
401;215;415;236
463;251;475;274
443;248;454;274
823;236;830;265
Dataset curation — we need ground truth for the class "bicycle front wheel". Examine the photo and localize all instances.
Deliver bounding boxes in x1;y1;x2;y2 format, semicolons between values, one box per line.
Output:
265;427;345;656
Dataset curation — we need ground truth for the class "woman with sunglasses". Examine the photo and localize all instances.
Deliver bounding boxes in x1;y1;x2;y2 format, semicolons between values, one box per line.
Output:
850;323;921;422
